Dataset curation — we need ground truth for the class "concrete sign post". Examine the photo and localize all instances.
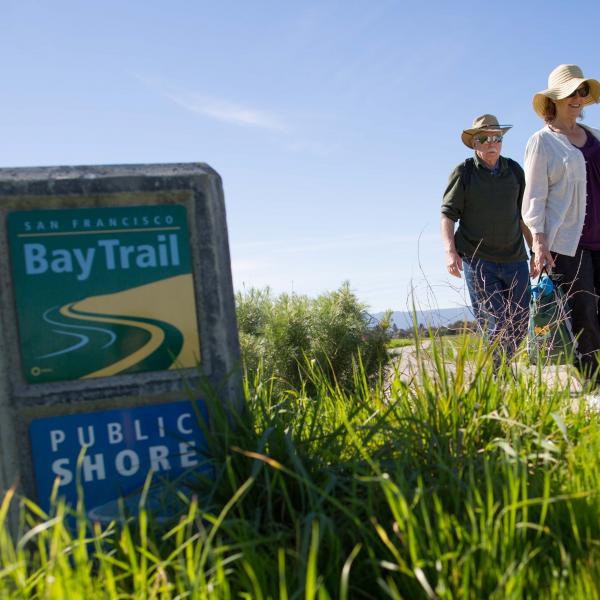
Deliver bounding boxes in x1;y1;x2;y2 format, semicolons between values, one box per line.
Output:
0;163;241;517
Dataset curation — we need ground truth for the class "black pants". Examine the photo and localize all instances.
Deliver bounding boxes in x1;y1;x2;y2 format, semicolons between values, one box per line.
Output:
553;247;600;380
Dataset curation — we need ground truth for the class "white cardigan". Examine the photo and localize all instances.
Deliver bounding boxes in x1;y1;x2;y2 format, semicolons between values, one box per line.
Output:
522;123;600;256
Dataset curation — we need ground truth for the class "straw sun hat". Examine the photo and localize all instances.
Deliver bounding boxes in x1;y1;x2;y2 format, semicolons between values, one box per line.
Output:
461;114;512;148
533;64;600;118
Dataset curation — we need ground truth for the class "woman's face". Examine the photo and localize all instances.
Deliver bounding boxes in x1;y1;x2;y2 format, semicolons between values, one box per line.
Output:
554;83;589;120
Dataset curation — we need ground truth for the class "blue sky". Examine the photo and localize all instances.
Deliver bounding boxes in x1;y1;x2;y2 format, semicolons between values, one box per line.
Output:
2;0;600;313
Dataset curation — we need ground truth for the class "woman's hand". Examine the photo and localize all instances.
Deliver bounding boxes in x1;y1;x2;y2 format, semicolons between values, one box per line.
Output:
532;233;554;274
446;249;463;278
529;254;539;278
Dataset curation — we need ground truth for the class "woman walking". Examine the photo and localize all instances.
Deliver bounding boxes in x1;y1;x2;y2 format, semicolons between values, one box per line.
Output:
523;64;600;386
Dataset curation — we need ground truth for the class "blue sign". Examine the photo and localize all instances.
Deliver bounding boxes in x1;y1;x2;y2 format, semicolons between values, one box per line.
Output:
29;400;210;515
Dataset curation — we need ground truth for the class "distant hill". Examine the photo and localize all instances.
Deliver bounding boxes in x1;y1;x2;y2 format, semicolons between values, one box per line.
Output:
371;306;474;330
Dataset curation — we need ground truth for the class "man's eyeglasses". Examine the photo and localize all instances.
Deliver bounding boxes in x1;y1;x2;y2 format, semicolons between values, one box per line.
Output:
474;134;503;145
567;83;590;98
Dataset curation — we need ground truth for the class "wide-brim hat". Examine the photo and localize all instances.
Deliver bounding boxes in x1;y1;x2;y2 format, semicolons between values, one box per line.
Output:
461;114;512;148
533;64;600;118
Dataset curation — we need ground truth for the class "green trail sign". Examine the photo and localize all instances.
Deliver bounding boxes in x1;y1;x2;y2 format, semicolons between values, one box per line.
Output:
0;163;242;519
8;204;201;383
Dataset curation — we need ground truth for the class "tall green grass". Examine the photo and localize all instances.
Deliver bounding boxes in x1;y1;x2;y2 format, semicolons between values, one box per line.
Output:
1;331;599;598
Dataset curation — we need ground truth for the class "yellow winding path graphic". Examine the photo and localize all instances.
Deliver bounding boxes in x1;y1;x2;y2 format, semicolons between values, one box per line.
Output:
59;304;165;378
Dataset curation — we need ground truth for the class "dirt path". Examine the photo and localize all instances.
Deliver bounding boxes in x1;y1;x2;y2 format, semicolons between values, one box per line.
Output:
387;340;583;393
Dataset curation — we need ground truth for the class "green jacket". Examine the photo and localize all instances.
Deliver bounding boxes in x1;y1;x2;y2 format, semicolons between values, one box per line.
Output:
441;154;528;262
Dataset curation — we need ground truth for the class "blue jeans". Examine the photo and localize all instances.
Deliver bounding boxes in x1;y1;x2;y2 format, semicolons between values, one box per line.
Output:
462;258;531;364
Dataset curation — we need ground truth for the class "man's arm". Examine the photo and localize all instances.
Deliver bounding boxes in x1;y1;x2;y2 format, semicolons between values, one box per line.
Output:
520;219;538;278
441;215;462;278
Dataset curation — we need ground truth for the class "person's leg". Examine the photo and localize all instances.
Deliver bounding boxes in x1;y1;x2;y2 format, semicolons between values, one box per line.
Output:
497;261;531;359
462;259;508;368
553;248;600;381
462;258;490;335
591;250;600;334
476;260;530;370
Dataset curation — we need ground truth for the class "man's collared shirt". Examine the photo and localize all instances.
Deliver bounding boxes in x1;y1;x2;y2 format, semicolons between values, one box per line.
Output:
441;153;527;263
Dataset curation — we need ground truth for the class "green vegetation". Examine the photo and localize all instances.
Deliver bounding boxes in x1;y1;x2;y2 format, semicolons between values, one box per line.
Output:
236;282;391;394
387;337;415;349
390;320;476;340
1;320;600;598
439;331;482;361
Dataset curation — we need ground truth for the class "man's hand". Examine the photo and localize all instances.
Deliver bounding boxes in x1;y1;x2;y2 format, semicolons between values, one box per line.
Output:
446;250;463;278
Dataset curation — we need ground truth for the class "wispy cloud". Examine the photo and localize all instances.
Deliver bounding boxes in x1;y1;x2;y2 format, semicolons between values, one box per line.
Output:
136;74;351;159
165;91;288;132
137;75;287;132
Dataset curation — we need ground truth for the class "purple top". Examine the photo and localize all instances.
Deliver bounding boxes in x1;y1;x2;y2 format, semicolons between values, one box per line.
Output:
579;129;600;250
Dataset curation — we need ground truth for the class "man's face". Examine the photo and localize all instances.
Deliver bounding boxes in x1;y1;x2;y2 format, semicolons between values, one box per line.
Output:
473;130;503;168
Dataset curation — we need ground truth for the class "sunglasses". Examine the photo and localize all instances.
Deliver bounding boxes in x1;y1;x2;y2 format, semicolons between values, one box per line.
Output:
567;83;590;98
474;134;503;144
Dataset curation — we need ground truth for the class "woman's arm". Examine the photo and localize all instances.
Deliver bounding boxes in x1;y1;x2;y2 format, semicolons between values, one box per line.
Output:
522;135;555;272
532;232;554;274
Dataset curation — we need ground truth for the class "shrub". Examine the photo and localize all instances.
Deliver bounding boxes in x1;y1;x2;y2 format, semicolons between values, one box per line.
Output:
236;282;391;393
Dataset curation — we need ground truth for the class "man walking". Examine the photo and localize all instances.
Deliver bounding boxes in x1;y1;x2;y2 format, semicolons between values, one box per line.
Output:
441;114;535;368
